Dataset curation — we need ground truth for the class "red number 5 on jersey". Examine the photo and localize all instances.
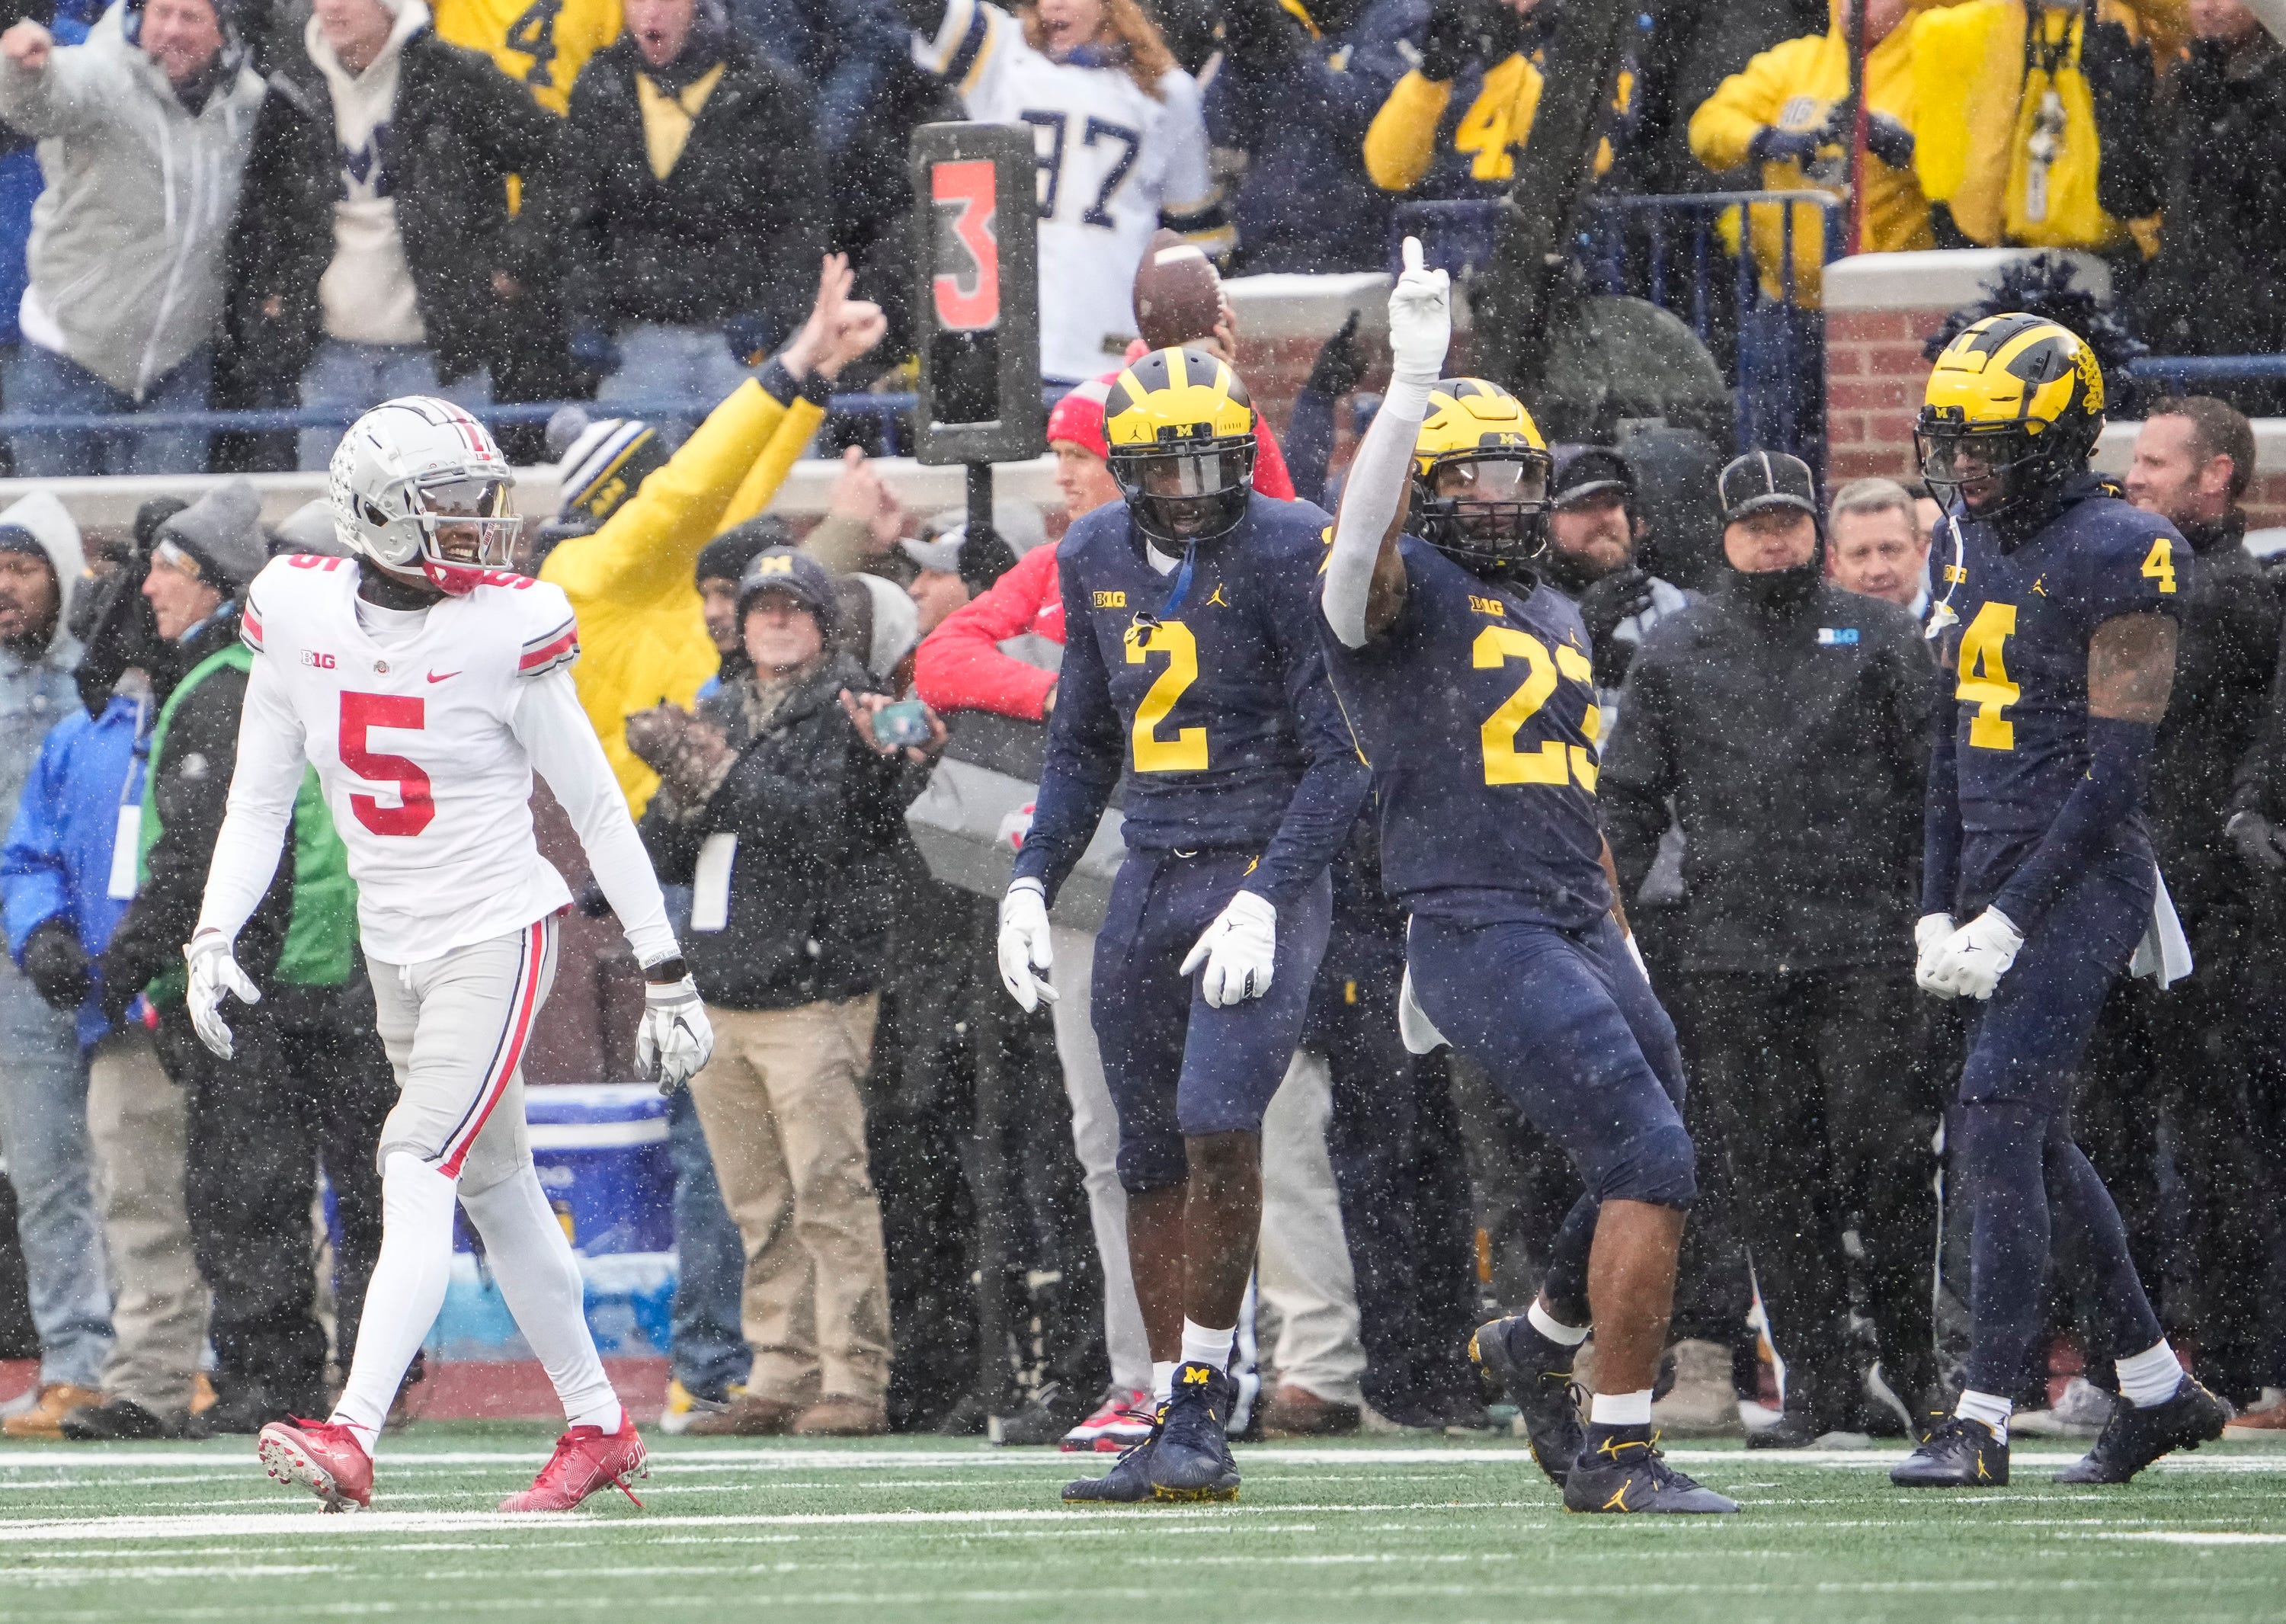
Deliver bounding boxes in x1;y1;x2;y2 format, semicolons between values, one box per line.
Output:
340;692;435;837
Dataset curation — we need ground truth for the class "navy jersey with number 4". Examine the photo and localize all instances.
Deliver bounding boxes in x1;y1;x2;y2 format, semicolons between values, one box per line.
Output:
1942;479;2188;902
1317;536;1612;928
1012;497;1369;910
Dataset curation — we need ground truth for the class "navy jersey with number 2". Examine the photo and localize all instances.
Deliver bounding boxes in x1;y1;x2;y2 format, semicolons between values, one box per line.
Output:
1013;497;1366;908
1317;534;1612;927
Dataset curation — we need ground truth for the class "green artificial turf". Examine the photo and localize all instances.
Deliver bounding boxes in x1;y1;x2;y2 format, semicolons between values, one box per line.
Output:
0;1427;2283;1623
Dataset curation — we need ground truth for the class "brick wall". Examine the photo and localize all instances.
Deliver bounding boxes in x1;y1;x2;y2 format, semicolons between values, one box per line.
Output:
1821;248;2286;533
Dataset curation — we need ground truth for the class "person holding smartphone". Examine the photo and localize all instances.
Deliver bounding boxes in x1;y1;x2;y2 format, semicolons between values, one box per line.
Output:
633;547;943;1439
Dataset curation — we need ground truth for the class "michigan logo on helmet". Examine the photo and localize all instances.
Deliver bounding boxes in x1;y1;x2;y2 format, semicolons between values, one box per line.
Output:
1916;314;2105;528
1411;379;1554;578
1103;347;1259;547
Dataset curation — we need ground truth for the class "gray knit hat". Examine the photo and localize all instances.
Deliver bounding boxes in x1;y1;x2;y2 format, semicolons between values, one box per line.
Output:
155;479;267;594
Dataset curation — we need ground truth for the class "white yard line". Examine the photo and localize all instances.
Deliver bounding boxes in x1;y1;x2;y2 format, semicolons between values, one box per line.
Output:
0;1501;1529;1544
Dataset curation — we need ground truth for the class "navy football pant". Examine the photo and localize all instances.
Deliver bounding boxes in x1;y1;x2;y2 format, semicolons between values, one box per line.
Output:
1954;858;2165;1396
1410;915;1696;1326
1092;850;1334;1194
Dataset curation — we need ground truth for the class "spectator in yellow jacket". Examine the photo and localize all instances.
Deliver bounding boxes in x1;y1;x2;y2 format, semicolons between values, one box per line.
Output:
536;254;888;815
1363;0;1631;200
1689;0;1934;309
1909;0;2172;255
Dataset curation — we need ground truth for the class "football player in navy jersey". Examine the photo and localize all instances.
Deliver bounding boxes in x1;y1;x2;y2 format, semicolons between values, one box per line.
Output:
996;347;1370;1504
1895;314;2231;1489
1317;239;1734;1516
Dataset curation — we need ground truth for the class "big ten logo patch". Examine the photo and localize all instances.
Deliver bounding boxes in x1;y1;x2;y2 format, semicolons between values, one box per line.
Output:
1094;591;1127;609
303;651;338;670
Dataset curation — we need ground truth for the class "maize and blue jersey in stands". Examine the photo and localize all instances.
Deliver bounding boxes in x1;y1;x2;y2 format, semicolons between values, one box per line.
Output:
1011;495;1365;1190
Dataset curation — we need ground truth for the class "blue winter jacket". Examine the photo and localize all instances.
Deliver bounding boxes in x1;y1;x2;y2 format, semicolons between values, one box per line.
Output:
0;690;150;1049
1205;0;1420;274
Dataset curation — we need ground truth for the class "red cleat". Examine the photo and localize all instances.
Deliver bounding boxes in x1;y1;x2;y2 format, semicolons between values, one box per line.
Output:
499;1414;648;1512
258;1418;374;1513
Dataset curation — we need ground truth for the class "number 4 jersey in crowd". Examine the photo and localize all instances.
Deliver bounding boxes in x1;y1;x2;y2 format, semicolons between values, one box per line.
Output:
201;554;678;967
914;0;1221;382
1317;535;1613;930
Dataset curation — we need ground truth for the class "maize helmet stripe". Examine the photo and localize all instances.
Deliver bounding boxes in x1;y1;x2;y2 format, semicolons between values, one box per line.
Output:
1923;313;2104;434
1104;346;1255;447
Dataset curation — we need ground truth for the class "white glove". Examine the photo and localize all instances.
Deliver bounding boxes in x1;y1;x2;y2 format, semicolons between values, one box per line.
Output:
997;879;1056;1012
1388;235;1452;389
184;928;261;1059
639;972;713;1095
1180;889;1278;1009
1932;908;2024;1001
1914;912;1958;998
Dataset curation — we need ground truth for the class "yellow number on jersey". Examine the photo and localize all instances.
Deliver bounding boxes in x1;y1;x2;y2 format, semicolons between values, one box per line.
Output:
1474;626;1599;789
1125;622;1209;773
1956;601;2020;751
2142;536;2177;594
1450;56;1542;182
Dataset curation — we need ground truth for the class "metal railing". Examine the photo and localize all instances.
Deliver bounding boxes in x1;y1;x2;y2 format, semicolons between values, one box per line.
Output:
2122;354;2286;393
0;391;927;460
1394;191;1849;466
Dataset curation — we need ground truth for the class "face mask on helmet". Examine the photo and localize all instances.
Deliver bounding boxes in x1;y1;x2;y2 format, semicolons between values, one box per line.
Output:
1109;437;1258;548
364;469;523;596
1913;415;2079;528
1417;448;1553;575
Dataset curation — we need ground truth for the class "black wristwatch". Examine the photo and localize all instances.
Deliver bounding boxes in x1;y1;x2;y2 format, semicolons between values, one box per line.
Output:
645;956;690;985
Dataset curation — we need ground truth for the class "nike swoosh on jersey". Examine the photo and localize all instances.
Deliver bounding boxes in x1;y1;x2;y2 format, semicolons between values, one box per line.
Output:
427;671;459;683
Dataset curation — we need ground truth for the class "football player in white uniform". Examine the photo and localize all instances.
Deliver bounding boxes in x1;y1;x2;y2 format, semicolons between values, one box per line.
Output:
192;397;712;1513
903;0;1230;382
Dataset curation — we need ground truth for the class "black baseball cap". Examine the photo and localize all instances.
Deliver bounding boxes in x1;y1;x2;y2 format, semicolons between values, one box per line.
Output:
1551;447;1637;511
735;547;838;626
1718;450;1820;523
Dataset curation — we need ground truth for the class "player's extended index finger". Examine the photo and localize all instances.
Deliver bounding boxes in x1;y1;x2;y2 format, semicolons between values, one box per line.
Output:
1401;235;1425;277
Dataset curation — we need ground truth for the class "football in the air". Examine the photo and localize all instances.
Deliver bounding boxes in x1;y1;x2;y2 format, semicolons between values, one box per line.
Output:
1132;228;1225;351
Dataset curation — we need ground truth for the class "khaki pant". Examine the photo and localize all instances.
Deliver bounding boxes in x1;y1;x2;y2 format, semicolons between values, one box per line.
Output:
691;997;888;1407
85;1029;207;1415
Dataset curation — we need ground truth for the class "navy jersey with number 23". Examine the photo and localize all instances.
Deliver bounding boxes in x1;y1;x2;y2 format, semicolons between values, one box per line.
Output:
1317;535;1612;928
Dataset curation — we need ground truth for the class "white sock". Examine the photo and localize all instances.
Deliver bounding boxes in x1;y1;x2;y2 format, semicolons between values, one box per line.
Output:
1179;1319;1235;1373
1527;1300;1590;1347
1955;1388;2012;1443
330;1152;459;1456
1151;1361;1177;1405
2116;1340;2184;1408
460;1165;622;1432
1589;1389;1653;1427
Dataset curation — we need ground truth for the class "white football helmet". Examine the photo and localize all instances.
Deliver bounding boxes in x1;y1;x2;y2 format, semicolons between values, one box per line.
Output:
328;397;522;596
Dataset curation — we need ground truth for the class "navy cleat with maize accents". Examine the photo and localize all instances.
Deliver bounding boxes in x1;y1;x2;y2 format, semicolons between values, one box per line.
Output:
1561;1424;1738;1513
1469;1315;1585;1488
1062;1400;1168;1504
1146;1362;1241;1502
2056;1376;2230;1485
1891;1415;2009;1487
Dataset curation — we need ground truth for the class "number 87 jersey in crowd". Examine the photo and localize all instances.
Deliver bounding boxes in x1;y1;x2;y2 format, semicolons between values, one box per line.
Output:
222;553;667;968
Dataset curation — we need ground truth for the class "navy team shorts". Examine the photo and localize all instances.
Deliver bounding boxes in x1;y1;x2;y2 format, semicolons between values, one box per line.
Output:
1957;852;2153;1113
1090;848;1334;1193
1408;912;1696;1209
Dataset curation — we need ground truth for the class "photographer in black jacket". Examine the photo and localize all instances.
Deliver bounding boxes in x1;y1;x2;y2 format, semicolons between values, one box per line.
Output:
1602;451;1942;1446
636;547;941;1439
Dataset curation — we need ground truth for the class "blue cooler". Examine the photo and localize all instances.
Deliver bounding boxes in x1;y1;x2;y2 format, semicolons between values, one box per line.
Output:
435;1084;679;1358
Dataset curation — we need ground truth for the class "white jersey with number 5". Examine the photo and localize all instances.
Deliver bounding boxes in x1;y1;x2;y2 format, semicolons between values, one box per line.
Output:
914;0;1222;381
197;554;677;968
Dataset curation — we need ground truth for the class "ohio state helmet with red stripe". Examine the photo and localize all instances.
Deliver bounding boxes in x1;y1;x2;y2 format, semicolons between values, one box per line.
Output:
328;396;522;596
